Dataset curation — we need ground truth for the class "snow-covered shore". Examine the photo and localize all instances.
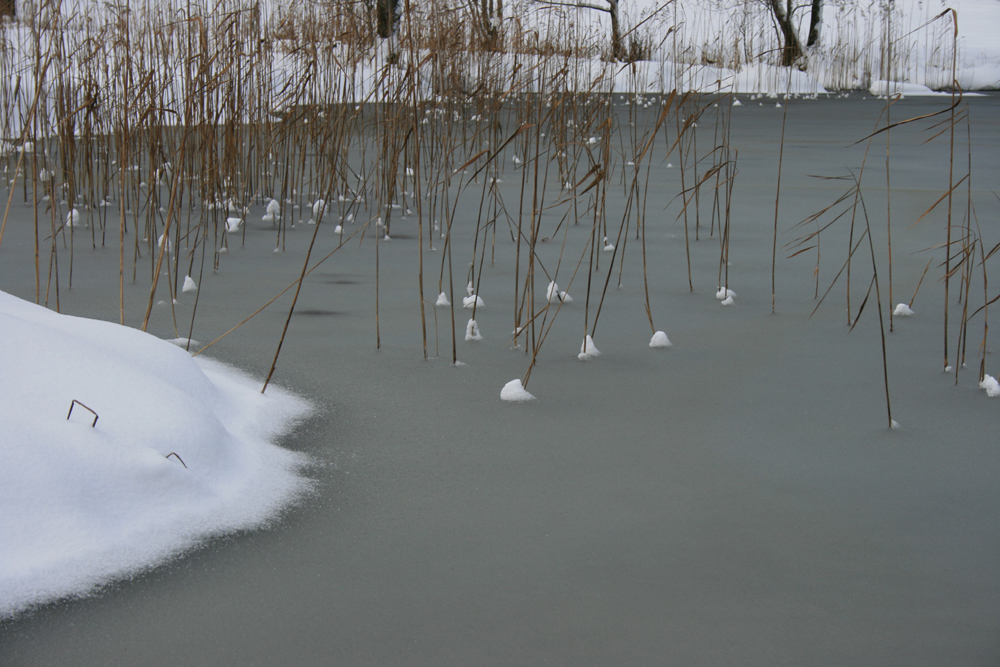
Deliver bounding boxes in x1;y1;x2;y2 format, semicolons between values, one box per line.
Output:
0;290;313;619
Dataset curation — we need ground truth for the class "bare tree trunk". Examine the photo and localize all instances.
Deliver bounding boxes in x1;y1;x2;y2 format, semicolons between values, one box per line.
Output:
807;0;823;47
608;0;623;61
768;0;803;66
376;0;400;40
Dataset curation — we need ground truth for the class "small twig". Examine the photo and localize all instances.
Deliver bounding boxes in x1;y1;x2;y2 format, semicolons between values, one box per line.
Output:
67;400;98;427
165;452;188;468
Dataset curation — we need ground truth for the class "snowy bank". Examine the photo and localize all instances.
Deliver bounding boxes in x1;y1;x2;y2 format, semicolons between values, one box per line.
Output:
0;291;313;619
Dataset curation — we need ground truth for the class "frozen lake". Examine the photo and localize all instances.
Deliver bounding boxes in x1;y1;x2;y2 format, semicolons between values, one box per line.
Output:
1;93;999;664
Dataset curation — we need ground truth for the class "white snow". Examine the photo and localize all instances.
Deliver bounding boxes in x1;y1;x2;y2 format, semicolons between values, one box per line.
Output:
500;379;535;402
225;217;242;233
980;375;1000;398
578;335;601;361
263;199;281;223
436;291;450;307
465;319;483;341
310;199;325;225
463;295;485;309
649;331;672;348
182;275;198;293
66;209;81;227
893;303;915;316
721;296;736;307
546;281;573;303
716;287;737;300
0;291;313;619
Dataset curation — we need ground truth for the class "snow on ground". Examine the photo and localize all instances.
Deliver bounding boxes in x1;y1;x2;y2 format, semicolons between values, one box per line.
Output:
0;291;313;619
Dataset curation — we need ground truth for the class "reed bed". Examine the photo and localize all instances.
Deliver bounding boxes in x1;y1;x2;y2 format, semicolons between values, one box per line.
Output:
0;0;995;422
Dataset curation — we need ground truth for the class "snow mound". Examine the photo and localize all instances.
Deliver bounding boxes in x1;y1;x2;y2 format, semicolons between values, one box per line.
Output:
649;331;672;348
182;275;198;293
500;379;535;402
0;291;313;619
716;287;737;300
980;375;1000;398
721;296;735;307
893;303;915;316
463;295;485;309
225;217;242;233
465;319;483;341
546;281;573;303
578;335;601;361
436;291;450;307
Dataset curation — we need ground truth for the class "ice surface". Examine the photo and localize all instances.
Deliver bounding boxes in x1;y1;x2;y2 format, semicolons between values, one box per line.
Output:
500;379;535;402
578;335;601;361
0;291;313;619
649;331;672;348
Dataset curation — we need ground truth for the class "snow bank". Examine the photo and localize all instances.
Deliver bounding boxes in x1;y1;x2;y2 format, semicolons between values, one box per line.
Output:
0;291;313;619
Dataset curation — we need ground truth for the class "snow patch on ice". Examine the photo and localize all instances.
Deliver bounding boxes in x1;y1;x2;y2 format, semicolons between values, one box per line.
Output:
546;281;573;303
649;331;672;348
980;375;1000;397
578;335;601;361
465;319;483;341
893;303;914;316
0;291;313;619
182;275;197;293
463;295;484;309
436;291;451;307
500;379;535;402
